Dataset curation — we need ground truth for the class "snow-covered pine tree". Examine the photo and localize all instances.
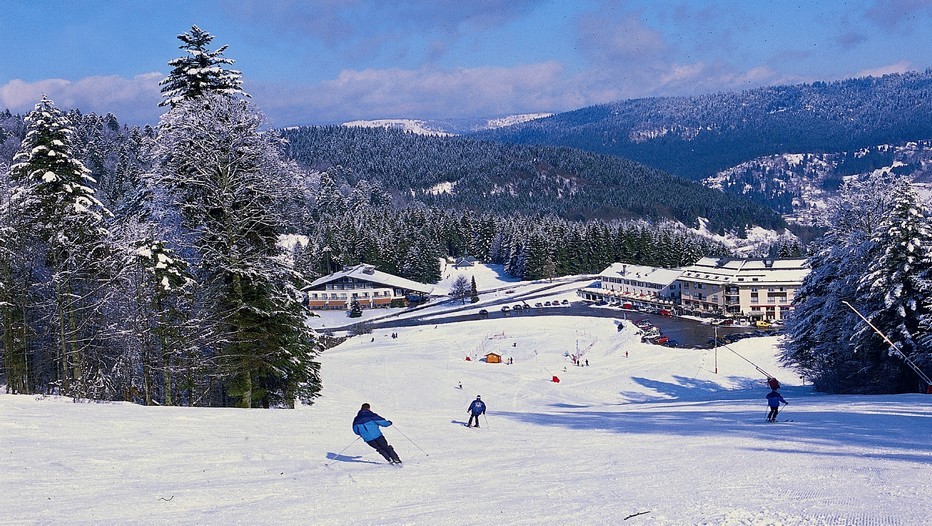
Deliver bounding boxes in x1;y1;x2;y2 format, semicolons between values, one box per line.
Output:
782;172;908;393
159;25;248;108
152;94;321;408
521;230;553;281
115;226;197;406
470;275;480;303
0;159;30;394
5;97;113;398
315;172;347;219
853;178;932;392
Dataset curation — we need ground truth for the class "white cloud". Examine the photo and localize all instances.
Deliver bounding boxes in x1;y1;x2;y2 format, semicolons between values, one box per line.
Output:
252;62;584;126
855;60;912;77
0;73;163;124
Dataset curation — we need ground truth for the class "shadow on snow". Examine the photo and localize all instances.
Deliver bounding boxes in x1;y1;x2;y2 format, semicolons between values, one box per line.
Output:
500;383;930;461
326;452;381;464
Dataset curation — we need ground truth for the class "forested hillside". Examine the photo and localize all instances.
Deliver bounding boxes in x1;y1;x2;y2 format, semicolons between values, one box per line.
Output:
703;140;932;223
282;125;784;234
472;70;932;182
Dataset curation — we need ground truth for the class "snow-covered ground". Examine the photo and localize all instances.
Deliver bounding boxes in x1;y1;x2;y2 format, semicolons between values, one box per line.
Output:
2;314;930;525
305;262;590;332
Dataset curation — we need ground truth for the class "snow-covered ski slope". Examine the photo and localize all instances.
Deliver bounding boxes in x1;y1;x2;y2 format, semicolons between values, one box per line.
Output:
2;316;930;525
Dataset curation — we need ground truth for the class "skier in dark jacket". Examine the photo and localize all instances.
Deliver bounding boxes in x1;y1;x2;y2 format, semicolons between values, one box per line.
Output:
766;390;788;422
352;403;402;464
466;395;486;427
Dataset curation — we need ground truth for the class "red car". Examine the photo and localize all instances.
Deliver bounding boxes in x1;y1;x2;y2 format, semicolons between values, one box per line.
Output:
658;309;673;317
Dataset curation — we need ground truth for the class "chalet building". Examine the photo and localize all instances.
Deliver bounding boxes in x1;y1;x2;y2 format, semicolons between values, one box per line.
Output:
676;257;809;321
579;263;682;310
302;264;434;311
452;256;479;268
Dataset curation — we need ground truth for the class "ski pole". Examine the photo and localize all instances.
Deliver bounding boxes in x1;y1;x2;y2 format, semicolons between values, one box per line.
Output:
325;436;361;466
392;425;430;457
483;413;490;430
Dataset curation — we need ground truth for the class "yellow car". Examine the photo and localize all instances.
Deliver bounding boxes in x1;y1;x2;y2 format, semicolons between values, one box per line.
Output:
755;320;772;329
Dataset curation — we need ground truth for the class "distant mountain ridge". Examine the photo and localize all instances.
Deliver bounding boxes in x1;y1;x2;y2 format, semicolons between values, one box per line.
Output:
703;139;932;224
282;125;784;234
470;70;932;183
342;113;553;136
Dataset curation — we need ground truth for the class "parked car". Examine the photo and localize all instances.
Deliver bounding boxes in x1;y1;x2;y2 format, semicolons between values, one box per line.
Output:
621;302;634;309
501;306;511;313
658;309;673;317
534;302;543;308
651;335;670;345
478;309;488;318
544;301;552;306
561;299;569;305
642;327;661;338
512;304;523;311
755;320;772;329
635;319;653;330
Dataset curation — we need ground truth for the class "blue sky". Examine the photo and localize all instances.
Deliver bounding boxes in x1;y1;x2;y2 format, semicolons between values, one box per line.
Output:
1;0;930;127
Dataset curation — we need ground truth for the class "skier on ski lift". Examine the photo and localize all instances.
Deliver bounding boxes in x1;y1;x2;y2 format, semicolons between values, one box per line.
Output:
766;389;788;422
352;403;402;464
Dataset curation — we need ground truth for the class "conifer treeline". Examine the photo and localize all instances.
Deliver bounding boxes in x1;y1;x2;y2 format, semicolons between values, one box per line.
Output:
0;26;321;407
297;178;731;284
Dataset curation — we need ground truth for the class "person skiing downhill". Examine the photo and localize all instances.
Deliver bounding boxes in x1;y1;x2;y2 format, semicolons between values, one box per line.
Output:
352;403;402;464
766;390;788;422
467;395;486;427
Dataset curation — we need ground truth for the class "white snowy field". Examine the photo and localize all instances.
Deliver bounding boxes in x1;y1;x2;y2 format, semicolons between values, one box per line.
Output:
2;316;931;525
305;261;589;333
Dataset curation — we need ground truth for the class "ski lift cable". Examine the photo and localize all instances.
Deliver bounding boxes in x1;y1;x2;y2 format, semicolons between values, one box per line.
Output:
719;342;775;379
841;301;932;388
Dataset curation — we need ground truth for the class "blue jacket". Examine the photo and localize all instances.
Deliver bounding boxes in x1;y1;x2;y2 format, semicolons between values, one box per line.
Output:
468;399;486;415
352;409;392;442
766;391;787;407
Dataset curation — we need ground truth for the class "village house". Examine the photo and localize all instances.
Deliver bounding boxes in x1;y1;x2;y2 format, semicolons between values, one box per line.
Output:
676;257;809;321
579;263;682;311
301;264;434;311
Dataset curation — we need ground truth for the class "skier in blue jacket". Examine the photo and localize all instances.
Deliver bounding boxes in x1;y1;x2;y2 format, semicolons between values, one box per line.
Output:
766;390;788;422
466;395;486;427
352;403;402;464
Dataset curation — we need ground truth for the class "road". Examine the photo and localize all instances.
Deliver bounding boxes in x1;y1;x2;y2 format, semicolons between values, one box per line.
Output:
321;277;761;348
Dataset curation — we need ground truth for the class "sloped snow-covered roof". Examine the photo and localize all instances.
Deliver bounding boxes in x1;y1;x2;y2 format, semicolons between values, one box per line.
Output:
599;263;683;285
303;264;434;294
678;257;808;285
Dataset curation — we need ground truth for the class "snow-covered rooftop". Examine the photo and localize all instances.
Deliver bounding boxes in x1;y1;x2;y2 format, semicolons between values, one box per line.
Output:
678;257;809;285
599;262;683;285
304;264;434;294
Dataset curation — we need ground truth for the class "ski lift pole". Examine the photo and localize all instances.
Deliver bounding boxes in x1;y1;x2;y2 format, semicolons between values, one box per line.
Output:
842;301;932;393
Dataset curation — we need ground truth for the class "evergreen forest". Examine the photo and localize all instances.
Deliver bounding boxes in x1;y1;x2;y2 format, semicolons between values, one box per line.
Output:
2;25;930;398
473;70;932;182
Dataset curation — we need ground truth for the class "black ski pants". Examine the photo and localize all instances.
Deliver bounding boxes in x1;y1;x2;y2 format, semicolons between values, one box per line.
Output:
468;413;482;427
366;435;401;462
767;406;780;421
